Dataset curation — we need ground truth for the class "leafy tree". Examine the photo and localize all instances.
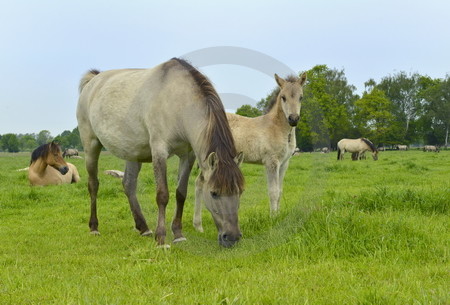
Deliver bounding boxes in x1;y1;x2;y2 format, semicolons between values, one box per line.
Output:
235;105;262;117
353;89;398;145
18;134;38;151
36;130;53;146
1;133;20;152
421;75;450;147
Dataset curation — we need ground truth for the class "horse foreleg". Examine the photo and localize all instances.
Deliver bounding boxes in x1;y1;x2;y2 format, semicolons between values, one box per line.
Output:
123;161;151;236
193;173;204;232
276;160;290;212
265;161;280;216
172;153;195;243
153;155;169;246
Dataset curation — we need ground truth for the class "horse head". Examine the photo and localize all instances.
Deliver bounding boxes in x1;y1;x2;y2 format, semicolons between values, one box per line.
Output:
275;72;307;127
199;151;244;248
371;150;379;161
45;142;69;175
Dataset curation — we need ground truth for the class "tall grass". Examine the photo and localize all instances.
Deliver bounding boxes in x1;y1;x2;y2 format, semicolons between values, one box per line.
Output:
0;150;448;304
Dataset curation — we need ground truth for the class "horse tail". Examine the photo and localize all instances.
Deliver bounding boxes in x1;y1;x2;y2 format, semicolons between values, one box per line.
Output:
79;69;100;94
337;148;341;160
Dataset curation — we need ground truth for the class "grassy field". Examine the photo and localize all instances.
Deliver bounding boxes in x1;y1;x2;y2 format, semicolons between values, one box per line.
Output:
0;150;448;304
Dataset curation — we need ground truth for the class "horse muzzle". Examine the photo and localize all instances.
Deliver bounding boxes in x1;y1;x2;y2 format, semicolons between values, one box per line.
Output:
288;114;299;127
59;166;69;175
218;232;242;248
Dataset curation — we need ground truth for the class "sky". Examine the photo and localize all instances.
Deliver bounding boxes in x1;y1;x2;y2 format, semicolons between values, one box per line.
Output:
1;0;449;136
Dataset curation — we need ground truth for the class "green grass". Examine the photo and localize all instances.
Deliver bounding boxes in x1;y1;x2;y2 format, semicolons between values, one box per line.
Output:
0;150;449;304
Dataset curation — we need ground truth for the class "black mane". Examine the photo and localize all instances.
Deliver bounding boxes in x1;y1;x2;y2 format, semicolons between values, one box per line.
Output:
361;138;377;152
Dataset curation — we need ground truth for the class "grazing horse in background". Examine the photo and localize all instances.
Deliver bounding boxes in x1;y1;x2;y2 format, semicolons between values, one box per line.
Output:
193;73;307;232
423;145;440;152
321;147;329;153
63;148;79;158
337;138;378;161
77;58;244;248
28;142;80;186
396;145;408;151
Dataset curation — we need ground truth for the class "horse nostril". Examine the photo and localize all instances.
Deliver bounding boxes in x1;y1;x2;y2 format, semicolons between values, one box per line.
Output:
288;115;299;126
222;234;228;241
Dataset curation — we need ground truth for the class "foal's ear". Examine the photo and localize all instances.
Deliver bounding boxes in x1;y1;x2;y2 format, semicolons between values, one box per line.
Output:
206;152;218;171
234;152;244;167
298;72;307;86
275;74;286;87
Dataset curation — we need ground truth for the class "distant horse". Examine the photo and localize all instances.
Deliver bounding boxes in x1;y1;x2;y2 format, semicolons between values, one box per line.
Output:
337;138;378;161
194;73;307;231
396;145;408;151
77;58;244;248
321;147;329;153
28;142;80;186
63;148;79;158
423;145;440;152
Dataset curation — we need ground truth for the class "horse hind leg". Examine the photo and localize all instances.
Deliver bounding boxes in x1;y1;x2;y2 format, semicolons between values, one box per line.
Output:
85;139;102;234
172;152;195;243
265;161;281;215
123;161;151;236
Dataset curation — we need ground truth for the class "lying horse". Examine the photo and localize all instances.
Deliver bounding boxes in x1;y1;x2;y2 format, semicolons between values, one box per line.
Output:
396;145;408;151
194;73;307;231
77;58;244;248
28;142;80;186
423;145;440;152
337;138;378;161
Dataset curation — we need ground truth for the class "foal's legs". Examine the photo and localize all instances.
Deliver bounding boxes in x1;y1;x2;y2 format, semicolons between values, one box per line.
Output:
172;152;195;242
123;161;151;236
265;160;281;215
276;159;290;212
85;139;102;234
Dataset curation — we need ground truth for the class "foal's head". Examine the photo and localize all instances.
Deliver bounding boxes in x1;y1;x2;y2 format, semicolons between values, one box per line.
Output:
274;72;307;127
31;141;69;175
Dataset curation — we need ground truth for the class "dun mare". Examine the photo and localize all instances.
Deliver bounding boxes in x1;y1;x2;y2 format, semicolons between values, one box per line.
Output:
63;148;79;158
337;138;378;161
28;141;80;186
193;73;307;232
423;145;439;152
77;58;244;248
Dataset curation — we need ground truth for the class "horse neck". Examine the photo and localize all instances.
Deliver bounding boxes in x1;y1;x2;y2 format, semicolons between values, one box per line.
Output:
29;158;49;176
266;99;293;133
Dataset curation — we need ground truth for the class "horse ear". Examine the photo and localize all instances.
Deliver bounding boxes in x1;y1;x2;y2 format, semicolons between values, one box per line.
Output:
206;152;218;171
234;152;244;167
275;74;285;87
299;72;307;86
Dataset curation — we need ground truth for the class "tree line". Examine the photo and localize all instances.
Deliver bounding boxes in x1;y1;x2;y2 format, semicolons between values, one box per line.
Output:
1;65;449;152
237;65;450;151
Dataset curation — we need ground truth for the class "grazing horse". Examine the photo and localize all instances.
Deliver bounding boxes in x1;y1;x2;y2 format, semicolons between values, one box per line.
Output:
337;138;378;161
321;147;329;153
77;58;244;248
193;73;307;231
423;145;440;152
396;145;408;151
63;148;79;158
28;142;80;186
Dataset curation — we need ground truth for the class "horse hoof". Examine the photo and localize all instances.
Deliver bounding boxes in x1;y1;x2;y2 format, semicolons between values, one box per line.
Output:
141;230;153;236
90;230;100;235
157;244;171;249
173;237;187;243
194;225;204;233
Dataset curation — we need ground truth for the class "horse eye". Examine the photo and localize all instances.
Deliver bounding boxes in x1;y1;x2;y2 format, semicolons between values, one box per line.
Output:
281;96;286;102
210;191;219;199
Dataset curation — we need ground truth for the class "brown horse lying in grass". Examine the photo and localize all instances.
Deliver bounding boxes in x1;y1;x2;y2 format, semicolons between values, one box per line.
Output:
28;142;80;186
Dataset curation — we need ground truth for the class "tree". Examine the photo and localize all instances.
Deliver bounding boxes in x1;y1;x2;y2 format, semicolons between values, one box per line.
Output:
353;89;398;145
36;130;53;146
1;133;20;152
235;105;262;117
421;75;450;147
18;134;38;151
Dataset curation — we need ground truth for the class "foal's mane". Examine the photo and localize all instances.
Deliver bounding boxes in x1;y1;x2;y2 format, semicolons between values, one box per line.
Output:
265;75;299;113
169;58;244;194
361;138;377;152
30;141;61;165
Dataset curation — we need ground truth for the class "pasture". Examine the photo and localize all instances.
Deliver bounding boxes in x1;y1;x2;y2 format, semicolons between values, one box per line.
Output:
0;150;448;304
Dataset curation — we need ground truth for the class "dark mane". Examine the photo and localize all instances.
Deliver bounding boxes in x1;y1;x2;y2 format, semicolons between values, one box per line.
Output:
170;58;245;195
265;75;299;113
361;138;377;152
30;141;61;165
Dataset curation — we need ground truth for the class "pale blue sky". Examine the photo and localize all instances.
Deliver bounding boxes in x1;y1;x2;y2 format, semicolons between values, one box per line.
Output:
1;0;449;136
